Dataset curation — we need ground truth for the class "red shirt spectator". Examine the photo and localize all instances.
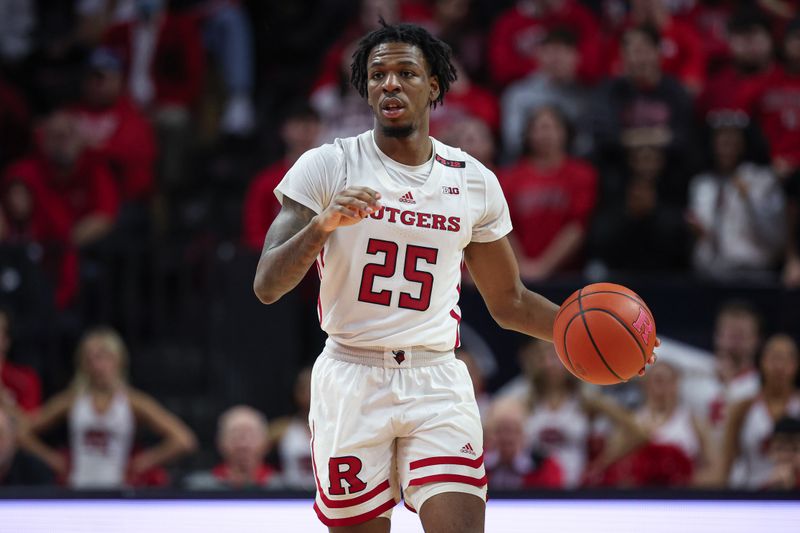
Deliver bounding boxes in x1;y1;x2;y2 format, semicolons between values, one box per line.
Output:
503;158;597;259
103;11;205;109
430;62;500;136
488;0;603;87
72;48;157;203
242;160;288;250
748;65;800;170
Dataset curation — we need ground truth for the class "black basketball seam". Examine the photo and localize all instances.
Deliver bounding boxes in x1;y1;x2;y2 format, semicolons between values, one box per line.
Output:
583;307;648;366
556;290;649;322
577;288;624;382
560;314;583;375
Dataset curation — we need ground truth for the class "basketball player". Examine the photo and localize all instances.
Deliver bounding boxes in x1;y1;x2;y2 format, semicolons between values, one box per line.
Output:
254;22;653;532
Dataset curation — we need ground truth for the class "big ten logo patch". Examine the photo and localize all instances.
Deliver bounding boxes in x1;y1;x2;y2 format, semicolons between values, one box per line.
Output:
631;307;654;345
441;186;460;195
328;456;367;495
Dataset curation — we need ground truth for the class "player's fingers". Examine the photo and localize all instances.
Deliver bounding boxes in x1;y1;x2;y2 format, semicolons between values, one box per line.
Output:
334;205;365;220
341;189;382;208
655;336;661;347
337;198;373;215
648;353;657;366
349;186;382;200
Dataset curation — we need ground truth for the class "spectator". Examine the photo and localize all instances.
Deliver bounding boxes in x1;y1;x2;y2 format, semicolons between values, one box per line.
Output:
273;367;314;490
591;25;696;186
502;106;597;280
242;105;321;251
0;0;35;68
71;47;156;206
702;300;763;439
520;339;647;487
0;406;53;486
696;10;776;119
487;0;603;88
24;327;196;488
430;58;499;137
635;362;714;485
720;333;800;488
439;115;496;169
427;0;487;82
0;307;41;413
501;28;593;162
687;111;786;280
102;0;204;190
612;0;707;92
184;405;279;490
588;142;691;272
484;397;562;489
763;416;800;489
747;17;800;181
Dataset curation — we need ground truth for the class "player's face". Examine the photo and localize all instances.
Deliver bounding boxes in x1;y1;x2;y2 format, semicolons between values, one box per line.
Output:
366;42;440;138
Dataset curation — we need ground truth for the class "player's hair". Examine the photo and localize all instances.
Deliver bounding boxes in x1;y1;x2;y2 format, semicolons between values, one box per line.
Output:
350;19;458;109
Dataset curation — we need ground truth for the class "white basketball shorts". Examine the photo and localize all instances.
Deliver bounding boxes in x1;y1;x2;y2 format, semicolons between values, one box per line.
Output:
308;340;487;527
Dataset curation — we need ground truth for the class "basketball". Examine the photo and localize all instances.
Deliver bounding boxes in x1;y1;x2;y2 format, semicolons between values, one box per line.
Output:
553;282;657;385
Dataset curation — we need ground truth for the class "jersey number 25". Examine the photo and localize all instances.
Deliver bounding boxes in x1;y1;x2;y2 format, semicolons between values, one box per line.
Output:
358;238;438;311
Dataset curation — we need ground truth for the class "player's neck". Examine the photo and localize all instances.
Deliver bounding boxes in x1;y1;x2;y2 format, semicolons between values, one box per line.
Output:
373;126;433;166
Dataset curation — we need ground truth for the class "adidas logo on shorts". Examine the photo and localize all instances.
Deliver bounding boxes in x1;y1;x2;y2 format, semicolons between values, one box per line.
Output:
460;442;476;456
399;191;416;204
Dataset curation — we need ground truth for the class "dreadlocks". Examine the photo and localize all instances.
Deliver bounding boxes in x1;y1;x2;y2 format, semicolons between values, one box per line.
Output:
350;19;458;109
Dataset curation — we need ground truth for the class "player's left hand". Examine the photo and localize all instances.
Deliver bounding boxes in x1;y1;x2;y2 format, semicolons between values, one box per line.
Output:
637;337;660;377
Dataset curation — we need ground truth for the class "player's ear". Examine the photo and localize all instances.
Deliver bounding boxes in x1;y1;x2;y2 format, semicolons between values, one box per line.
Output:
429;76;440;104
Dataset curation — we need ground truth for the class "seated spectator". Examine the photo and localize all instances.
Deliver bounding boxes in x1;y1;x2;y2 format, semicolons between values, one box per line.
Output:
102;0;204;191
184;405;279;490
610;0;707;92
696;10;776;119
588;142;691;272
701;300;763;443
519;339;647;487
591;25;695;184
747;17;800;181
0;406;53;486
687;111;785;279
763;416;800;489
635;362;714;485
484;397;562;489
439;115;496;169
24;327;196;488
71;47;157;206
273;367;314;490
501;28;593;162
242;105;321;251
0;307;41;413
430;58;499;137
719;334;800;488
426;0;487;82
501;106;597;281
488;0;603;88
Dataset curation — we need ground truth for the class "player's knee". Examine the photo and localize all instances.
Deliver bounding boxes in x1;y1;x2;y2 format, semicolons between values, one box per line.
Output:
418;492;485;533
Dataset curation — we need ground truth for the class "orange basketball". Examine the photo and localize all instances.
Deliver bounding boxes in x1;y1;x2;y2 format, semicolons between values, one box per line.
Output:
552;282;657;385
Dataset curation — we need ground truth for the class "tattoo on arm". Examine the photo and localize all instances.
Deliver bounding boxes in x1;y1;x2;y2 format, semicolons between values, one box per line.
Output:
253;197;330;303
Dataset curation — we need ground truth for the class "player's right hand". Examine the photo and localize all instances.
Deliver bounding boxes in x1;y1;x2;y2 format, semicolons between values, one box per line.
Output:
314;187;382;233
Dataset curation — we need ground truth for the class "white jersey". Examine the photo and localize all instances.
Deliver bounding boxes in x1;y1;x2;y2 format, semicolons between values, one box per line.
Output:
524;396;591;488
737;394;800;489
275;130;512;352
69;390;135;488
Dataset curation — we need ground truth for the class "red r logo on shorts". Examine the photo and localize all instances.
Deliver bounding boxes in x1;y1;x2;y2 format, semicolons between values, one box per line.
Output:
632;307;653;344
328;456;367;495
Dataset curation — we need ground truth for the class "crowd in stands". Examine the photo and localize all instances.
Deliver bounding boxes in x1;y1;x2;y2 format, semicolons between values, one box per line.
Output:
1;0;800;492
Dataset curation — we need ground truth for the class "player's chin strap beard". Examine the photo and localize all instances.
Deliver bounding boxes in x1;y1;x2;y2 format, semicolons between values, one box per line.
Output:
381;124;415;138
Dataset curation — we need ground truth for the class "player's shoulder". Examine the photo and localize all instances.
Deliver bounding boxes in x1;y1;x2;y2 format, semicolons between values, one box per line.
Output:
433;137;499;185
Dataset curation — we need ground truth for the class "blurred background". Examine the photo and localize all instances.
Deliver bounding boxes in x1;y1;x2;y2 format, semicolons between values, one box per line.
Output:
1;0;800;497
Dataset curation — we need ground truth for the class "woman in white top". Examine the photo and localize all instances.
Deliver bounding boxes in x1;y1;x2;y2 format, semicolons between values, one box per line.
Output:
636;362;714;485
24;327;196;488
522;338;647;488
720;334;800;488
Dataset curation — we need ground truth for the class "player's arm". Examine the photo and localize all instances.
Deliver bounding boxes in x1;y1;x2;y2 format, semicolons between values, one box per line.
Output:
464;236;559;341
713;397;753;487
17;391;74;476
253;189;381;304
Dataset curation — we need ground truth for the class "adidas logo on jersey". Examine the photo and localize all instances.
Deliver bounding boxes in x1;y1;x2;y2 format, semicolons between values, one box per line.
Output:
399;191;416;204
460;443;476;456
